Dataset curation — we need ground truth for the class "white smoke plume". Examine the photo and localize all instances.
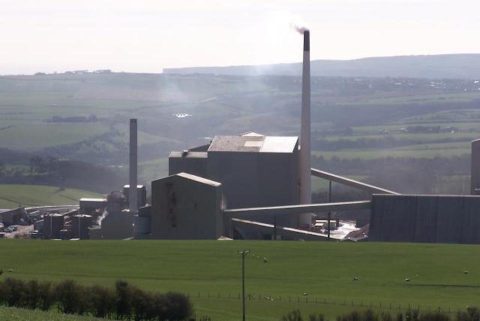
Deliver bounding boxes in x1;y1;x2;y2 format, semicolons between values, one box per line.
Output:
289;15;309;34
96;210;108;225
292;24;309;34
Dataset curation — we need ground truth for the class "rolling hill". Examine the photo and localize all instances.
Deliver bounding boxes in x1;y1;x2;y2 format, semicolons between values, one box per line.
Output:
164;54;480;79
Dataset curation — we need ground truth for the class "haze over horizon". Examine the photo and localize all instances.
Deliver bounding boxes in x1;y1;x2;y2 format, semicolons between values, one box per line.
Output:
1;0;480;75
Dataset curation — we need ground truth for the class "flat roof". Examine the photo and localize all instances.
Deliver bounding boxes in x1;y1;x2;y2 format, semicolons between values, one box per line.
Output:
208;135;298;153
169;151;208;159
79;198;107;202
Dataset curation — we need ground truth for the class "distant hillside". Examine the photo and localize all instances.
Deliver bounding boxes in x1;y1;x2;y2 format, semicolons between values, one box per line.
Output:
0;184;102;208
164;54;480;79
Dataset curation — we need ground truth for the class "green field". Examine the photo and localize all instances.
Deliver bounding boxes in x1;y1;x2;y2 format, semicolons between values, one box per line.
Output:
0;184;102;208
0;240;479;321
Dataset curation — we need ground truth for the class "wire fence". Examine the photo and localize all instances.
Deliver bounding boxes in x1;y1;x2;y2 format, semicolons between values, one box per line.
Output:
186;292;459;315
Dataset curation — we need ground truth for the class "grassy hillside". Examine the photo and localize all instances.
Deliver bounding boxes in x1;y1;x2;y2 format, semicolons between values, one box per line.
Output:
0;184;102;208
0;240;479;320
2;72;480;193
164;54;480;79
0;306;114;321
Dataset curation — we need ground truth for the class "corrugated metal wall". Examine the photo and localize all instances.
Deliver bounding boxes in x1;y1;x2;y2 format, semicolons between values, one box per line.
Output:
370;194;480;244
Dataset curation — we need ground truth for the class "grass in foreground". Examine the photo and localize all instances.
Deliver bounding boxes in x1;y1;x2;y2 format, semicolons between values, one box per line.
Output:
0;184;103;208
0;240;479;321
0;306;114;321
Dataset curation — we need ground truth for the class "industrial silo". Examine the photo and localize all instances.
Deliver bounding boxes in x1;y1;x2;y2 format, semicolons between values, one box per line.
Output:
43;214;64;239
71;214;93;239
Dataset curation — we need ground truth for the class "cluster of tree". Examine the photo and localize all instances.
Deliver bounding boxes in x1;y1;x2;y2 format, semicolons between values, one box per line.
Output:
312;136;467;151
26;156;123;193
313;155;470;194
281;307;480;321
46;115;98;123
0;278;193;321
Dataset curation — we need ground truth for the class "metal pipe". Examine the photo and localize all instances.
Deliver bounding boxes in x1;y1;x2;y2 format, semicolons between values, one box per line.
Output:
311;168;399;195
224;200;371;217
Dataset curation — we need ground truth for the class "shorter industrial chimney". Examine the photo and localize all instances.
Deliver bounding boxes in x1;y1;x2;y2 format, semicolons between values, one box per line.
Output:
471;139;480;194
129;119;138;214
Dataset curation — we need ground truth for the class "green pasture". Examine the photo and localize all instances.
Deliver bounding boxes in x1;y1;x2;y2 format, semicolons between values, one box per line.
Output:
0;184;102;208
0;240;479;321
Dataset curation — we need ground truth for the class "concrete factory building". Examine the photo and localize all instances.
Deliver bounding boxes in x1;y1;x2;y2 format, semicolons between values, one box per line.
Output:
151;173;224;239
167;133;301;226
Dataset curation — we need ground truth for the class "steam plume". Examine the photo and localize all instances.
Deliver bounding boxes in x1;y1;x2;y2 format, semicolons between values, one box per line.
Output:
293;25;309;34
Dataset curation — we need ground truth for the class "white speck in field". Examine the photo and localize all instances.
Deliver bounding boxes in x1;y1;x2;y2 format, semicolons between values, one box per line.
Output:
174;113;192;119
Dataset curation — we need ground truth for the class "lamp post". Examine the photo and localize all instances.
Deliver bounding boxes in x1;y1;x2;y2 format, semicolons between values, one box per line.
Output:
240;250;249;321
328;180;332;239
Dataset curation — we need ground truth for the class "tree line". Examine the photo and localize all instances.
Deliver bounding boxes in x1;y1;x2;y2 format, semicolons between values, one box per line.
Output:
0;278;194;321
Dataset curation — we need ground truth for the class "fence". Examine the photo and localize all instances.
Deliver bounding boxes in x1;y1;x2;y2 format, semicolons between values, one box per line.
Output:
186;292;460;315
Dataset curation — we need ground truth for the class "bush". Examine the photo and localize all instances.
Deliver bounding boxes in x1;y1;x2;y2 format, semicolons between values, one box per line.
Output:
419;312;450;321
115;280;135;320
55;280;85;314
25;280;40;309
163;292;193;321
456;307;480;321
132;288;154;321
282;310;304;321
309;314;325;321
37;281;54;311
0;277;28;307
405;310;420;321
0;278;195;321
281;309;467;321
88;285;116;318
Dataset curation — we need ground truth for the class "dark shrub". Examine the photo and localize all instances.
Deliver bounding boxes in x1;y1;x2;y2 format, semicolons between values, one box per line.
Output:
406;310;420;321
282;310;304;321
365;310;379;321
337;310;361;321
116;280;135;320
380;312;393;321
37;281;54;311
132;288;154;321
457;307;480;321
466;307;480;321
151;293;168;321
0;277;28;307
419;312;450;321
88;285;116;318
55;279;83;314
309;313;325;321
25;280;40;309
163;292;193;321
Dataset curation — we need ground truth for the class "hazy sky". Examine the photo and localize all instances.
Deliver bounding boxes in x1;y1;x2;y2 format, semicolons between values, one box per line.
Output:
1;0;480;75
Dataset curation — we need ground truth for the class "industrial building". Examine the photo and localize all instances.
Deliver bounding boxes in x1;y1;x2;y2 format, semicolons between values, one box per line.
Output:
28;29;480;244
150;173;224;239
168;133;300;226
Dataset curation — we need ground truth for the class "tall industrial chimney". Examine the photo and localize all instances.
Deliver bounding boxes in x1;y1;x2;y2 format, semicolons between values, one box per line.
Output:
299;30;312;218
129;119;138;214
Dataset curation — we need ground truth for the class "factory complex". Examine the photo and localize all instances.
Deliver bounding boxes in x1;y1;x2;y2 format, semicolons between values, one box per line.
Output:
2;30;480;244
